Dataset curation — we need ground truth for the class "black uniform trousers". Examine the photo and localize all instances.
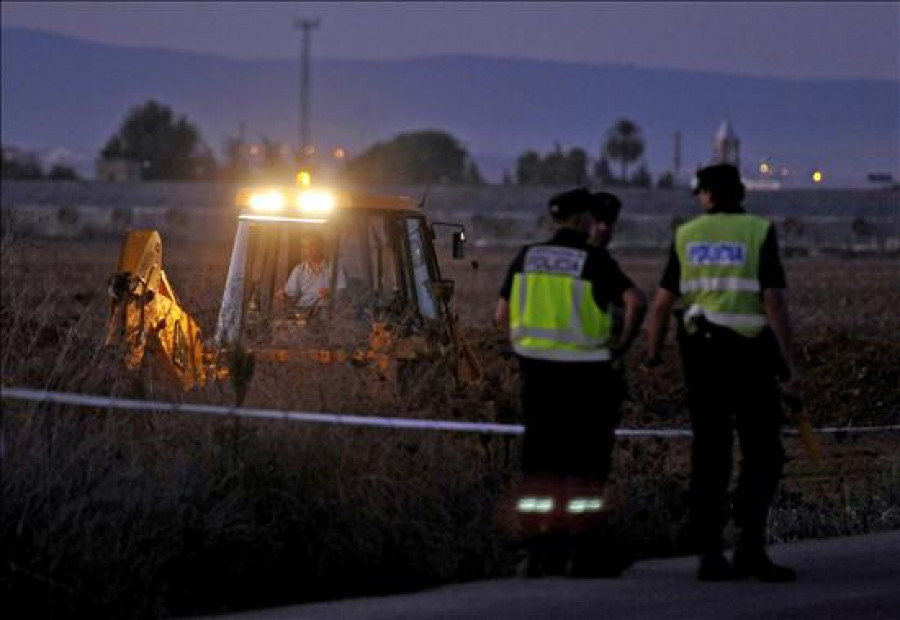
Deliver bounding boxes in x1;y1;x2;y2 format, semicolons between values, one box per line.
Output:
518;357;624;482
678;323;785;556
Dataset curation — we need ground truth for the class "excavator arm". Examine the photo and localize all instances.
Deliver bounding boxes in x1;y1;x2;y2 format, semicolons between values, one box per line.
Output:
105;230;207;390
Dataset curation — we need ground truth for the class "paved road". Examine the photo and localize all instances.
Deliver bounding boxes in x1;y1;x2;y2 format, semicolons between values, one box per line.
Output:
200;531;900;619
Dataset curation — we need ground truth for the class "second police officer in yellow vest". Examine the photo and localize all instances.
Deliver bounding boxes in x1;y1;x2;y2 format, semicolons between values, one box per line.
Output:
495;188;646;577
645;163;799;582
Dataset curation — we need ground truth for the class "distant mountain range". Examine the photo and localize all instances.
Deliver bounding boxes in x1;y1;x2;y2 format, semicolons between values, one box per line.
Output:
2;27;897;186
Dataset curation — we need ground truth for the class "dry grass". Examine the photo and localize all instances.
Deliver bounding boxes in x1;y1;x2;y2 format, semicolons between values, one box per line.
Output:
1;234;898;618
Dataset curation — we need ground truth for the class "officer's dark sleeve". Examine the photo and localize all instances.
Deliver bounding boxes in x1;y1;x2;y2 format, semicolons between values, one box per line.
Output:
606;256;635;299
587;251;634;308
659;243;681;294
498;247;526;300
758;225;787;290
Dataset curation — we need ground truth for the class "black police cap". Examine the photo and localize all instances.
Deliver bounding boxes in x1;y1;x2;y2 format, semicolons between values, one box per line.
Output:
589;192;622;223
692;163;744;195
548;187;592;218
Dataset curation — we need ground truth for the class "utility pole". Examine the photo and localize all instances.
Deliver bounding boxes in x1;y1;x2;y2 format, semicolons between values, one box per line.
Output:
674;130;682;183
293;18;320;163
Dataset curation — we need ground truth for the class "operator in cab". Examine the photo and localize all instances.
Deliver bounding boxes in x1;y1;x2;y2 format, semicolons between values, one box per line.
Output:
276;232;346;309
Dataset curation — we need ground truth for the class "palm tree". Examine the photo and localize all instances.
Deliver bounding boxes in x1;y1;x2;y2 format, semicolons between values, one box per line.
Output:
603;119;646;183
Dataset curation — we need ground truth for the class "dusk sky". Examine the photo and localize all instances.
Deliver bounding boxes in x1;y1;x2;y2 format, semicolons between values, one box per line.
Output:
3;1;898;81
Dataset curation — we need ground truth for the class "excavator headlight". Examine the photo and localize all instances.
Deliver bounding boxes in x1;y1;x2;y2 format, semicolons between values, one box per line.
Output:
248;190;286;212
297;190;335;215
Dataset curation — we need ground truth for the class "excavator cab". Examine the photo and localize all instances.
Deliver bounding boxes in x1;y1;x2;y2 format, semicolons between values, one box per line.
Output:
215;187;462;359
106;179;482;400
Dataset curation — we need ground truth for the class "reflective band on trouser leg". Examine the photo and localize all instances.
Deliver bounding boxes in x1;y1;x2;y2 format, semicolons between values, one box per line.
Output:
567;497;604;513
517;497;555;513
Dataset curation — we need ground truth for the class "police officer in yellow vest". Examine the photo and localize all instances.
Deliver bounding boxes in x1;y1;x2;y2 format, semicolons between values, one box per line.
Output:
645;164;799;582
495;188;646;577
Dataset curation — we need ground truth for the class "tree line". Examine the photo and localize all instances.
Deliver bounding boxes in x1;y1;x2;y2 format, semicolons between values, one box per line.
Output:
2;99;673;187
1;148;80;181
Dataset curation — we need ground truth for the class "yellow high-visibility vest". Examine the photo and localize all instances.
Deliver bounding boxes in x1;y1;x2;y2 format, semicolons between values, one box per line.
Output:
676;213;770;337
509;245;612;361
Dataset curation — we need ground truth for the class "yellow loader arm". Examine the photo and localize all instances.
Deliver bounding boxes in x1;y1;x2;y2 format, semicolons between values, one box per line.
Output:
105;230;206;390
444;302;484;386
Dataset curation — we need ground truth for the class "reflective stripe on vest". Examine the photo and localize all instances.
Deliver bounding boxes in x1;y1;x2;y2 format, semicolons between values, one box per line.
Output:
676;214;770;337
680;276;761;294
509;245;612;362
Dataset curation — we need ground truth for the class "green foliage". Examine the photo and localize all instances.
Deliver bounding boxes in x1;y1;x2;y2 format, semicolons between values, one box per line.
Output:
515;145;587;186
465;161;485;186
346;130;481;185
514;150;540;185
221;135;252;182
603;119;646;182
593;156;614;186
656;171;676;189
632;162;652;188
101;100;217;181
219;135;295;183
48;164;80;181
1;146;44;180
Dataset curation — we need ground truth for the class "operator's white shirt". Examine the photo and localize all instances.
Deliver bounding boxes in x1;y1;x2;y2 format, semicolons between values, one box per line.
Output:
285;261;346;307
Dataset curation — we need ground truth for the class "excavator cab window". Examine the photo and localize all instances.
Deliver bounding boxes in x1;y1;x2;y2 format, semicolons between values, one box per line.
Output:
235;207;449;351
332;213;404;316
242;224;332;321
402;217;440;320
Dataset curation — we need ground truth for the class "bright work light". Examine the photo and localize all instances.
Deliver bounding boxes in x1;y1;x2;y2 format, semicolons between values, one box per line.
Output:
297;190;335;215
248;190;286;212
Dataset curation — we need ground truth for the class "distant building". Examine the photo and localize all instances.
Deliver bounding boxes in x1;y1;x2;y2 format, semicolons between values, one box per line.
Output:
744;178;782;191
96;158;142;182
712;119;741;169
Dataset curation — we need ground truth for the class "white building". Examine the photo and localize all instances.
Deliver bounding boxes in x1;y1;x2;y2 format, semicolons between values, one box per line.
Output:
712;119;741;169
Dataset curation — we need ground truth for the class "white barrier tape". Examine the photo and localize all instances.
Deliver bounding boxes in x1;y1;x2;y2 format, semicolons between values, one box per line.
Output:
2;387;899;437
0;388;523;435
785;425;900;435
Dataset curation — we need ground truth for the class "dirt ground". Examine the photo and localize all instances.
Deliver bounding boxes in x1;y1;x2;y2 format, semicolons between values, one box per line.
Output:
2;235;898;618
3;236;898;424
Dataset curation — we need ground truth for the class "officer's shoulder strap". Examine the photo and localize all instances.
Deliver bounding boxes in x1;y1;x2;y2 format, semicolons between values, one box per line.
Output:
674;214;707;243
743;212;772;228
676;212;770;237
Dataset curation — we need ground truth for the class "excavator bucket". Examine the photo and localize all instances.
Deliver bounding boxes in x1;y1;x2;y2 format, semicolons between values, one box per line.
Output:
106;230;207;391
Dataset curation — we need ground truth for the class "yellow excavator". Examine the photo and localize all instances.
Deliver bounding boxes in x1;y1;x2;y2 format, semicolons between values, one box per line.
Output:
105;176;483;404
